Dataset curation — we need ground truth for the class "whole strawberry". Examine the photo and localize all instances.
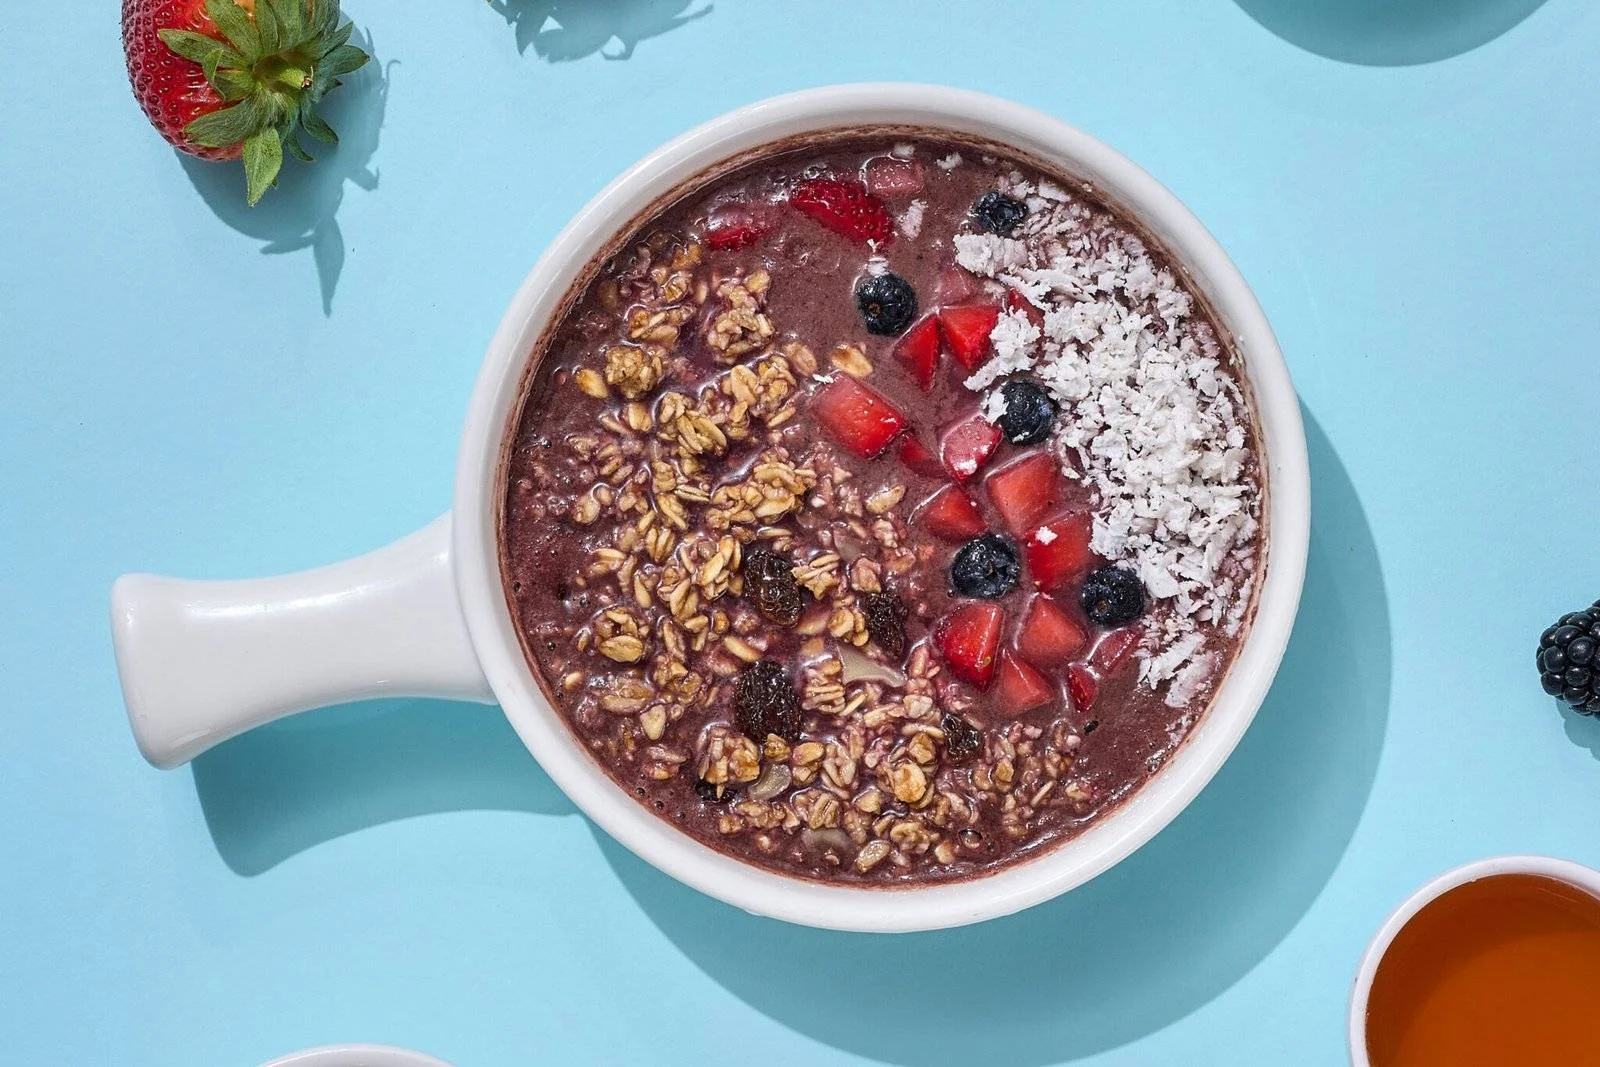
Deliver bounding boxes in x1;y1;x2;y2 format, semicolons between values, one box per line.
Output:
123;0;370;205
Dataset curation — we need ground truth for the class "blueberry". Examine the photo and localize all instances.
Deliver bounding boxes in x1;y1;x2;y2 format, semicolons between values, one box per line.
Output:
950;534;1020;599
996;379;1058;445
972;191;1028;237
1081;567;1146;627
855;272;918;336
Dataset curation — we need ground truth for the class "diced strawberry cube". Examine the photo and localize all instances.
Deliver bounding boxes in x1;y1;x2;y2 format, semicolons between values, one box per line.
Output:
994;651;1056;716
705;204;772;250
1016;595;1088;668
1026;513;1094;591
1067;663;1099;711
939;412;1003;482
913;485;987;541
812;376;906;459
864;157;925;199
939;303;1001;370
1005;288;1045;330
893;315;942;391
935;602;1005;690
897;434;943;477
935;262;980;305
1091;626;1142;675
985;451;1071;536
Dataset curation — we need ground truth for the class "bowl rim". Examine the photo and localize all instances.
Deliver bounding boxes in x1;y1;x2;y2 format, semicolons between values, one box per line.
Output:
452;82;1311;932
1345;854;1600;1065
259;1044;453;1067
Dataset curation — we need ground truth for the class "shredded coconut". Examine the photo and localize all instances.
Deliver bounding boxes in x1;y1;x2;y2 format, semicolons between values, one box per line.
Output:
897;199;926;239
978;388;1009;424
936;152;964;171
1034;525;1057;545
891;142;916;160
959;181;1262;688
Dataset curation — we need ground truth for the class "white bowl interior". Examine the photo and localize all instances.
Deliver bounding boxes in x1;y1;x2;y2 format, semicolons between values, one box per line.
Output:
452;84;1311;932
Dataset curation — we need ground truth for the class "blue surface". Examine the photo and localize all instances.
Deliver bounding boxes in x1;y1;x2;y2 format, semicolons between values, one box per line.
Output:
3;2;1598;1063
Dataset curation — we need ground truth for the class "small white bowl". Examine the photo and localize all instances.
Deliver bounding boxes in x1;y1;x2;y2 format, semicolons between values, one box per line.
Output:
261;1045;452;1067
1347;854;1600;1065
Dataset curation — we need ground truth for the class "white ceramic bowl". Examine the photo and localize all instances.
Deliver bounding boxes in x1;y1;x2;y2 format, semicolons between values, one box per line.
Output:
261;1046;452;1067
1347;854;1600;1065
110;84;1310;933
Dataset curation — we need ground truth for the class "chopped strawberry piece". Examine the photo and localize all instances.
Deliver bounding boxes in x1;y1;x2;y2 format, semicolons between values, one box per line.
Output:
789;177;894;245
939;303;1002;369
935;262;980;305
1016;595;1088;668
939;412;1003;482
1005;288;1045;330
893;315;942;391
897;434;943;477
1092;627;1142;674
994;651;1055;715
811;376;906;459
913;485;987;542
1067;663;1099;710
935;602;1005;690
705;204;772;250
985;451;1072;536
864;157;925;199
1026;513;1094;591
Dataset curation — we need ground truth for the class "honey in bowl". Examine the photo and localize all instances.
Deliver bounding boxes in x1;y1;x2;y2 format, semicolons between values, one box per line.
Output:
1365;874;1600;1065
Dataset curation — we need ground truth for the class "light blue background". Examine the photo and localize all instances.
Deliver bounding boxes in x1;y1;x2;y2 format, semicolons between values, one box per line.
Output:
4;2;1598;1063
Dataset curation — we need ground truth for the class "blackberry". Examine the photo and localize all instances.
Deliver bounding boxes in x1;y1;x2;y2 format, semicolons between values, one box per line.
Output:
1081;566;1145;627
1538;601;1600;715
972;191;1028;237
855;272;918;336
996;379;1058;445
861;590;907;658
734;660;803;741
950;534;1020;599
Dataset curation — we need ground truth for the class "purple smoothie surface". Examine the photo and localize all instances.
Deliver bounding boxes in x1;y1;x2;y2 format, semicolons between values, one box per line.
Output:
500;135;1264;884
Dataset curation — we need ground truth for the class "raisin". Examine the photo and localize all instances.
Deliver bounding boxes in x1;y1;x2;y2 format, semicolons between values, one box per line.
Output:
734;660;802;742
742;546;804;626
941;712;983;762
861;590;907;658
694;777;733;804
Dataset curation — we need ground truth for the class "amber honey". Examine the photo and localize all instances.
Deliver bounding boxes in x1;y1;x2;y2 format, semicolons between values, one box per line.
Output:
1365;873;1600;1065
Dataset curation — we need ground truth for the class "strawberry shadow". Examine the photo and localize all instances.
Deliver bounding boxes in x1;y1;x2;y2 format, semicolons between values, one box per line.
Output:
488;0;712;60
593;405;1392;1064
1233;0;1547;65
178;32;389;316
191;698;575;877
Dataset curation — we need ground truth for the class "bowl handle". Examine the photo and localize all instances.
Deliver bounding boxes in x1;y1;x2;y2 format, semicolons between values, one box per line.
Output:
110;513;495;769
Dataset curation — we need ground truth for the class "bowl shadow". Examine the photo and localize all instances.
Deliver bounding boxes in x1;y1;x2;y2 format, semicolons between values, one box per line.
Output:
193;698;574;877
179;32;390;316
488;0;713;61
1233;0;1548;66
592;405;1391;1064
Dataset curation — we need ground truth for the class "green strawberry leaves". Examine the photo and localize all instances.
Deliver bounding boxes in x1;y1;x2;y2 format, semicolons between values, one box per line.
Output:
163;0;371;206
